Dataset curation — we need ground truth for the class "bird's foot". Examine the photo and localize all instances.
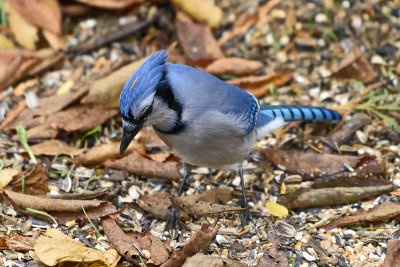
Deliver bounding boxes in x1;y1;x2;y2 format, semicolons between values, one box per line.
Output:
165;206;181;239
239;206;252;229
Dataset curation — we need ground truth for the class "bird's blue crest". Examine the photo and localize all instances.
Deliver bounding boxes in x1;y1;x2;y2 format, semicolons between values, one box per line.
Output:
119;50;168;119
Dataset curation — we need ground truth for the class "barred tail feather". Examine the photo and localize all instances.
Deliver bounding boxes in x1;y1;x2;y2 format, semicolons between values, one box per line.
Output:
259;105;341;122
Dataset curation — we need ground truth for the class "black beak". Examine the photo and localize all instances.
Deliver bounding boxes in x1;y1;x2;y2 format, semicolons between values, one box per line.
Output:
120;126;141;155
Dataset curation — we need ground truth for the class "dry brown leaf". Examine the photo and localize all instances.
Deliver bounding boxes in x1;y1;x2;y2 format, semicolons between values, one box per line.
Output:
4;235;37;252
183;253;247;267
10;164;48;195
0;168;20;189
5;0;39;50
76;0;143;10
72;141;141;165
34;228;120;266
162;221;220;267
103;151;181;181
48;104;118;132
228;72;292;98
384;239;400;267
30;140;85;156
8;88;88;130
171;0;223;29
102;217;171;265
26;124;59;140
262;149;383;179
136;191;189;221
11;0;62;35
257;231;288;267
82;57;147;107
205;58;263;76
0;33;15;49
176;11;224;61
321;200;400;230
42;29;67;51
171;196;243;217
279;184;393;209
0;49;64;91
332;46;377;83
3;190;117;225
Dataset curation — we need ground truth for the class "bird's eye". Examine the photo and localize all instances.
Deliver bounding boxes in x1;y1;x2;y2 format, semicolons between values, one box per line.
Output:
142;105;153;118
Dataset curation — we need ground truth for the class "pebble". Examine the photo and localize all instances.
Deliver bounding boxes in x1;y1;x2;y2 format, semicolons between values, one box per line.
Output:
232;176;241;187
351;16;362;29
315;13;328;24
128;185;141;200
24;91;39;109
303;251;316;261
371;54;387;65
216;234;228;244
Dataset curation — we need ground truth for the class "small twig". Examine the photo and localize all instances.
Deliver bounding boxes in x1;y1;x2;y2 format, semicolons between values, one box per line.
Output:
67;11;160;55
0;101;26;130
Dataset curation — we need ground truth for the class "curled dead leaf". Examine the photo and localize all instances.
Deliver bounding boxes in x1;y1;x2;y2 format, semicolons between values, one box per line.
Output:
176;11;224;61
162;221;220;267
9;164;48;195
103;151;181;181
205;58;264;76
102;217;171;265
321;200;400;230
72;141;142;165
3;190;117;225
279;184;393;209
228;72;292;98
332;46;377;83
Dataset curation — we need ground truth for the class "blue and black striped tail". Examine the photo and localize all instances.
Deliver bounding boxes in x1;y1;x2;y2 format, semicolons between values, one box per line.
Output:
259;105;341;122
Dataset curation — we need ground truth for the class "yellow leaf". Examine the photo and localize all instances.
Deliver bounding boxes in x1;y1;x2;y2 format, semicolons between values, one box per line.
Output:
265;201;288;217
34;228;120;266
57;80;74;95
5;0;39;50
0;33;15;49
0;168;19;189
170;0;223;29
82;57;147;107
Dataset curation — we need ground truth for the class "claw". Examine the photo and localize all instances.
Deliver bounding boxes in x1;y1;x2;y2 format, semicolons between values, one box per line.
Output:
165;206;181;239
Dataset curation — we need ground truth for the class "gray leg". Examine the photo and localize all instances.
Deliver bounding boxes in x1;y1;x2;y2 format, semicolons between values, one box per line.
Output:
239;168;251;228
165;163;192;235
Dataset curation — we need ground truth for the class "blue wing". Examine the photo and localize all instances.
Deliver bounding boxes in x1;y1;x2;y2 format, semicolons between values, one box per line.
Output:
165;63;259;134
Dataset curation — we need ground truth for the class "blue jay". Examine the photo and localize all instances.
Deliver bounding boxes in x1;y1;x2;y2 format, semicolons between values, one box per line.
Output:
119;51;341;230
